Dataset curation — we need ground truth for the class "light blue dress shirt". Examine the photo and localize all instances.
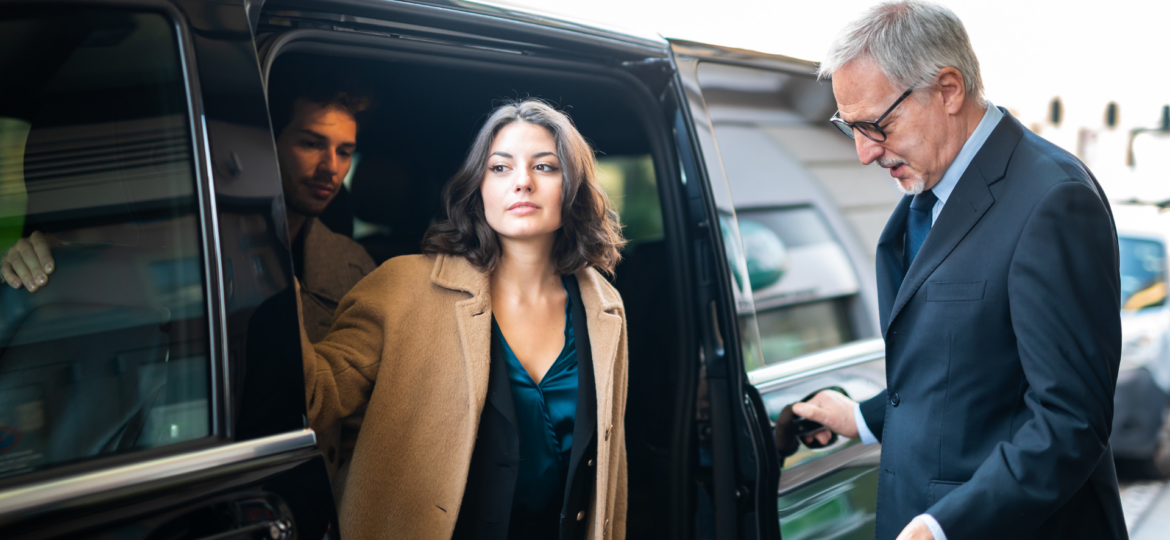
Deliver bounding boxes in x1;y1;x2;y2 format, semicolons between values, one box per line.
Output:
853;102;1004;540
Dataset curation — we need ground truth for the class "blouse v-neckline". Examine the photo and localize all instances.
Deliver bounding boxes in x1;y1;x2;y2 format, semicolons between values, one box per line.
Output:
496;282;573;386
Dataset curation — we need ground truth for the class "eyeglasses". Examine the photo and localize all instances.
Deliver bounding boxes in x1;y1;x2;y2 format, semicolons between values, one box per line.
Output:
830;78;922;143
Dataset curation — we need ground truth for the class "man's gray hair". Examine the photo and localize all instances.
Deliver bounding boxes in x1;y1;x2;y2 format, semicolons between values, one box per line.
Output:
818;1;984;106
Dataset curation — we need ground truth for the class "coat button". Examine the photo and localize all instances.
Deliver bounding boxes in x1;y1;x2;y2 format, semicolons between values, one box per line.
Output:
890;393;901;407
577;510;585;521
587;459;594;467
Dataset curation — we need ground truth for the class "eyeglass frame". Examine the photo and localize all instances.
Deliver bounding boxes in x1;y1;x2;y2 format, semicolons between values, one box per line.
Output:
829;76;925;143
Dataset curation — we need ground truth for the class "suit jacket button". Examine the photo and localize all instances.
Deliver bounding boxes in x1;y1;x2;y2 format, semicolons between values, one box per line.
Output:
890;393;901;407
577;510;585;521
587;459;594;467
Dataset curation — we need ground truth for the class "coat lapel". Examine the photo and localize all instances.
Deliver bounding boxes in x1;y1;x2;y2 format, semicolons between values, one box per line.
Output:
876;196;912;336
885;110;1024;331
429;254;493;424
574;268;623;429
300;218;348;305
561;274;597;533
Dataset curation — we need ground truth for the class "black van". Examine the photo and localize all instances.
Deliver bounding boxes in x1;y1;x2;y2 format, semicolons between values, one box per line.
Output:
0;1;889;539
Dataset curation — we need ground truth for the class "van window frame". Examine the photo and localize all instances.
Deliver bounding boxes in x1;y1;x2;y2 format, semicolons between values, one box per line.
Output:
0;0;229;491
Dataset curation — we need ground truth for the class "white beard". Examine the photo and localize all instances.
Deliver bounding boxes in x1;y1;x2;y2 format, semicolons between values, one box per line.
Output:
895;176;926;195
880;158;926;195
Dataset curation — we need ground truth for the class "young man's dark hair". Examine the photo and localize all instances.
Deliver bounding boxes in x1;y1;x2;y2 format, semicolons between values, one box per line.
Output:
269;73;373;138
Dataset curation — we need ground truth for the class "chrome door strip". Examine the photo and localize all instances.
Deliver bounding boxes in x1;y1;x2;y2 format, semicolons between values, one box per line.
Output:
0;430;317;521
778;441;881;496
749;338;885;389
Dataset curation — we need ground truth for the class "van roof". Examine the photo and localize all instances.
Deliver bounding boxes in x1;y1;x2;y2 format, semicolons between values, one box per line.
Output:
403;0;819;69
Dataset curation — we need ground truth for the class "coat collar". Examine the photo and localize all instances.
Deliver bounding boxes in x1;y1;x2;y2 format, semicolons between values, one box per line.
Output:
299;218;358;304
572;265;623;431
431;254;494;426
429;253;624;435
880;110;1026;332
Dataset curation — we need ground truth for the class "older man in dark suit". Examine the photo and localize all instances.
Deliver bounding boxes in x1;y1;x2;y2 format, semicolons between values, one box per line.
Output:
791;2;1126;539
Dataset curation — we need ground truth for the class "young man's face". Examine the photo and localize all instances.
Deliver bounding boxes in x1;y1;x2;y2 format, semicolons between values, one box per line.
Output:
276;98;358;218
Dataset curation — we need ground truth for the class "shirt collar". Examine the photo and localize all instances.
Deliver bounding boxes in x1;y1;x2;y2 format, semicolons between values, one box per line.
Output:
931;101;1003;206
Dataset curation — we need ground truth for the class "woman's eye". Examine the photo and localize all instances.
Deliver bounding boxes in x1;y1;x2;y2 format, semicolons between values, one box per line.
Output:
535;163;559;172
489;164;508;173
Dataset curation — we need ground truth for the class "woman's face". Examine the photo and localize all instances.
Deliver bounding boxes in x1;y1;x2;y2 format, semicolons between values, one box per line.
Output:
480;122;564;242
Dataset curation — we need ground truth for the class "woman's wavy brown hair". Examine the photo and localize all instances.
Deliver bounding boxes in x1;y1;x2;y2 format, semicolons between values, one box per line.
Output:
421;99;626;275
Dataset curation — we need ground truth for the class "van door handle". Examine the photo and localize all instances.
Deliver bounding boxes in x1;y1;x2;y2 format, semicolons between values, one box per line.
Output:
773;386;850;459
197;518;292;540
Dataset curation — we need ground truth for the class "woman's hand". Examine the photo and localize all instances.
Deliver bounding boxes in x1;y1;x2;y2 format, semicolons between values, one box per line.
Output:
2;231;57;292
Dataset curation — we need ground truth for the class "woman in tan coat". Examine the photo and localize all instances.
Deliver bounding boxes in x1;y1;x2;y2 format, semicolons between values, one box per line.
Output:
300;99;628;540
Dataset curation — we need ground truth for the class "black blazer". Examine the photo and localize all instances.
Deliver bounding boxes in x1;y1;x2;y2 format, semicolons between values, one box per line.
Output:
452;274;597;540
861;110;1127;540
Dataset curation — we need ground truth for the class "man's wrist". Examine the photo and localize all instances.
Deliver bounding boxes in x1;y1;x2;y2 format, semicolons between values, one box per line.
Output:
853;402;878;445
911;514;945;540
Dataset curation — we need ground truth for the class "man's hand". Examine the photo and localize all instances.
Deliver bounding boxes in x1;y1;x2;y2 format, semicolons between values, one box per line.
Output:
1;231;56;292
895;518;934;540
790;389;859;445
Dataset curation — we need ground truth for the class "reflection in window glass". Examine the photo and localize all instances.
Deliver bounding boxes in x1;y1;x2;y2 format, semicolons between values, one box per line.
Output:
736;207;858;364
0;10;209;479
756;299;853;364
1120;237;1167;311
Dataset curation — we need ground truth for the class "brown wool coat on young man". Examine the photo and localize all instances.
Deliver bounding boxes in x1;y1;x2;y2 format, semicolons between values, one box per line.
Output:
299;253;628;540
296;217;375;482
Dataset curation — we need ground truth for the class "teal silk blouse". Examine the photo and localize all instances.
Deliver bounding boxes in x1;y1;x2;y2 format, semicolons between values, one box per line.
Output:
493;279;578;525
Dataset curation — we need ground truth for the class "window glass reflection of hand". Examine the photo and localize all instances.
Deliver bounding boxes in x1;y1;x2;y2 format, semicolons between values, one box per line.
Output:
1;231;57;292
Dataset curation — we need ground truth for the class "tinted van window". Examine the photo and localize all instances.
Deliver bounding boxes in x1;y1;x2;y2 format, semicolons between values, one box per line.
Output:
0;9;209;479
696;61;873;366
737;207;858;362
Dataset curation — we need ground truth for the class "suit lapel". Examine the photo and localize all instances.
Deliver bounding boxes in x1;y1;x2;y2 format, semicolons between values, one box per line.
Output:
887;164;994;329
885;111;1025;331
876;196;912;335
430;255;493;424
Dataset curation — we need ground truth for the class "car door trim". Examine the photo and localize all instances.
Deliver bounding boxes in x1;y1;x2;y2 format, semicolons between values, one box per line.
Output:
777;440;881;496
0;430;317;523
749;338;885;390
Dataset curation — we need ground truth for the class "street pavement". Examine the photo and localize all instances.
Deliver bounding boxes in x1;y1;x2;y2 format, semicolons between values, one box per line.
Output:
1121;479;1170;539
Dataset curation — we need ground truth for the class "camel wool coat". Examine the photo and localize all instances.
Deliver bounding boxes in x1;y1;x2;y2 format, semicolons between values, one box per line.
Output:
300;253;628;540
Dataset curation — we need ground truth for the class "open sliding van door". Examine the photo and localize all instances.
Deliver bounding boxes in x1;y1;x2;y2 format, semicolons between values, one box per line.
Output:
670;39;893;540
669;44;783;540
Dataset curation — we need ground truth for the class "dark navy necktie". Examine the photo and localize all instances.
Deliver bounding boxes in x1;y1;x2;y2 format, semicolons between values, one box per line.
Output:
905;189;938;269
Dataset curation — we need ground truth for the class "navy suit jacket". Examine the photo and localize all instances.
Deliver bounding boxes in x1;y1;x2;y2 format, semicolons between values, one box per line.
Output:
860;111;1127;540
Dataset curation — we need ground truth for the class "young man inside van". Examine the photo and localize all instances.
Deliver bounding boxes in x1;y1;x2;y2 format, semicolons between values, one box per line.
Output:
0;79;376;488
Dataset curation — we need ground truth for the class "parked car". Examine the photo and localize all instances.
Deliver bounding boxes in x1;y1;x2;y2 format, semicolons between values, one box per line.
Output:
0;1;888;539
1109;202;1170;478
